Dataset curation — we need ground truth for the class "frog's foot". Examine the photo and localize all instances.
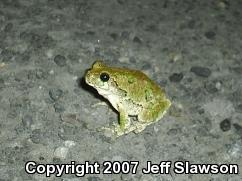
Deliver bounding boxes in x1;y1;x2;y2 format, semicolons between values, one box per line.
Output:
113;125;127;137
97;124;126;138
98;122;136;138
98;125;115;134
133;123;150;133
112;123;136;137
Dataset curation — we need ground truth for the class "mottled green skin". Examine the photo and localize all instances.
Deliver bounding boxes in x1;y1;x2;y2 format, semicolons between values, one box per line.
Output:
85;60;171;137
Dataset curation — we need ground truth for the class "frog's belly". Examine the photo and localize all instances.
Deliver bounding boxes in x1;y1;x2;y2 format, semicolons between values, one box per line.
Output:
104;94;142;116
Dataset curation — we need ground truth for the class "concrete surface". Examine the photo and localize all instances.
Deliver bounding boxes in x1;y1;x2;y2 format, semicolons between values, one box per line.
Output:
0;0;242;180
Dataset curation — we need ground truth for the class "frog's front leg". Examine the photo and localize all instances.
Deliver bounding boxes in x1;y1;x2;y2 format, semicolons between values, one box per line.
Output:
99;104;131;137
113;104;131;136
118;104;128;130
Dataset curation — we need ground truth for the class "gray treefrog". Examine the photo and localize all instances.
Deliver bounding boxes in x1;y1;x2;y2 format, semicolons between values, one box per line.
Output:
85;61;171;137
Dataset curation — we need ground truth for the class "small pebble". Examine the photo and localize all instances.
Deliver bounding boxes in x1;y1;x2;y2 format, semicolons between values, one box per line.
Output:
169;53;182;62
0;62;6;68
169;73;183;82
220;119;231;132
54;147;69;159
53;102;65;113
119;56;129;63
30;129;43;144
54;55;67;67
190;66;211;77
204;31;216;40
22;114;33;128
226;140;242;158
86;31;95;35
204;82;218;93
198;108;205;114
52;157;62;163
217;0;230;9
64;140;76;148
39;156;45;161
35;69;46;79
109;33;118;40
120;31;129;39
167;128;180;135
133;36;142;44
7;110;17;119
215;81;222;90
49;89;63;101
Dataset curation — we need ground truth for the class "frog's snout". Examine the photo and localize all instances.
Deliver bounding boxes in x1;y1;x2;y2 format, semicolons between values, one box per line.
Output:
85;70;97;86
85;70;91;84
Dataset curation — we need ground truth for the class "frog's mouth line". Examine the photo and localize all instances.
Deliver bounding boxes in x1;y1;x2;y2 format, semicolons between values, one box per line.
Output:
85;76;96;87
86;79;110;93
96;86;111;94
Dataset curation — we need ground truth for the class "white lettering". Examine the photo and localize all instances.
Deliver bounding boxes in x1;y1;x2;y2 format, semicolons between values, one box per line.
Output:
174;161;239;174
25;161;36;174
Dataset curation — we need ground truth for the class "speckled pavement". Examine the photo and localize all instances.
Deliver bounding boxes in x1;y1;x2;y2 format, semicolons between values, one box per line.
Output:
0;0;242;180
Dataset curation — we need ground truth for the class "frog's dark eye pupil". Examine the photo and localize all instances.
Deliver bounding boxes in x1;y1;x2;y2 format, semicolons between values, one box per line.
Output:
100;72;109;82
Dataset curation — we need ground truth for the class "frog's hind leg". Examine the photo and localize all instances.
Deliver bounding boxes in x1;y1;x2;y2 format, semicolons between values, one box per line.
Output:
135;99;171;133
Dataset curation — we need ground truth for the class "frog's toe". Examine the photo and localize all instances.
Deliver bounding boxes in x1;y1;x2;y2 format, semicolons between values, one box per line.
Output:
114;131;125;137
113;126;125;137
134;124;147;133
97;126;117;138
97;125;125;138
98;122;137;138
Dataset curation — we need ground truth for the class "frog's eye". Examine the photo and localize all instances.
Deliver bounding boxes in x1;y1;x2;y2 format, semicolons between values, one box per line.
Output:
100;72;109;82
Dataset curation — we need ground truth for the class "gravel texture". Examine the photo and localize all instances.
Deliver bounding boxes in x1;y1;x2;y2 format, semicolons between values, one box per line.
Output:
0;0;241;180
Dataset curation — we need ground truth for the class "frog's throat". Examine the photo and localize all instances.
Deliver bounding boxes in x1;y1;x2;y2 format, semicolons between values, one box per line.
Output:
96;87;111;96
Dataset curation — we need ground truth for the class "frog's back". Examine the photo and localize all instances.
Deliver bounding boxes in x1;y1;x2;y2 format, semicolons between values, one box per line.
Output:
107;67;166;103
